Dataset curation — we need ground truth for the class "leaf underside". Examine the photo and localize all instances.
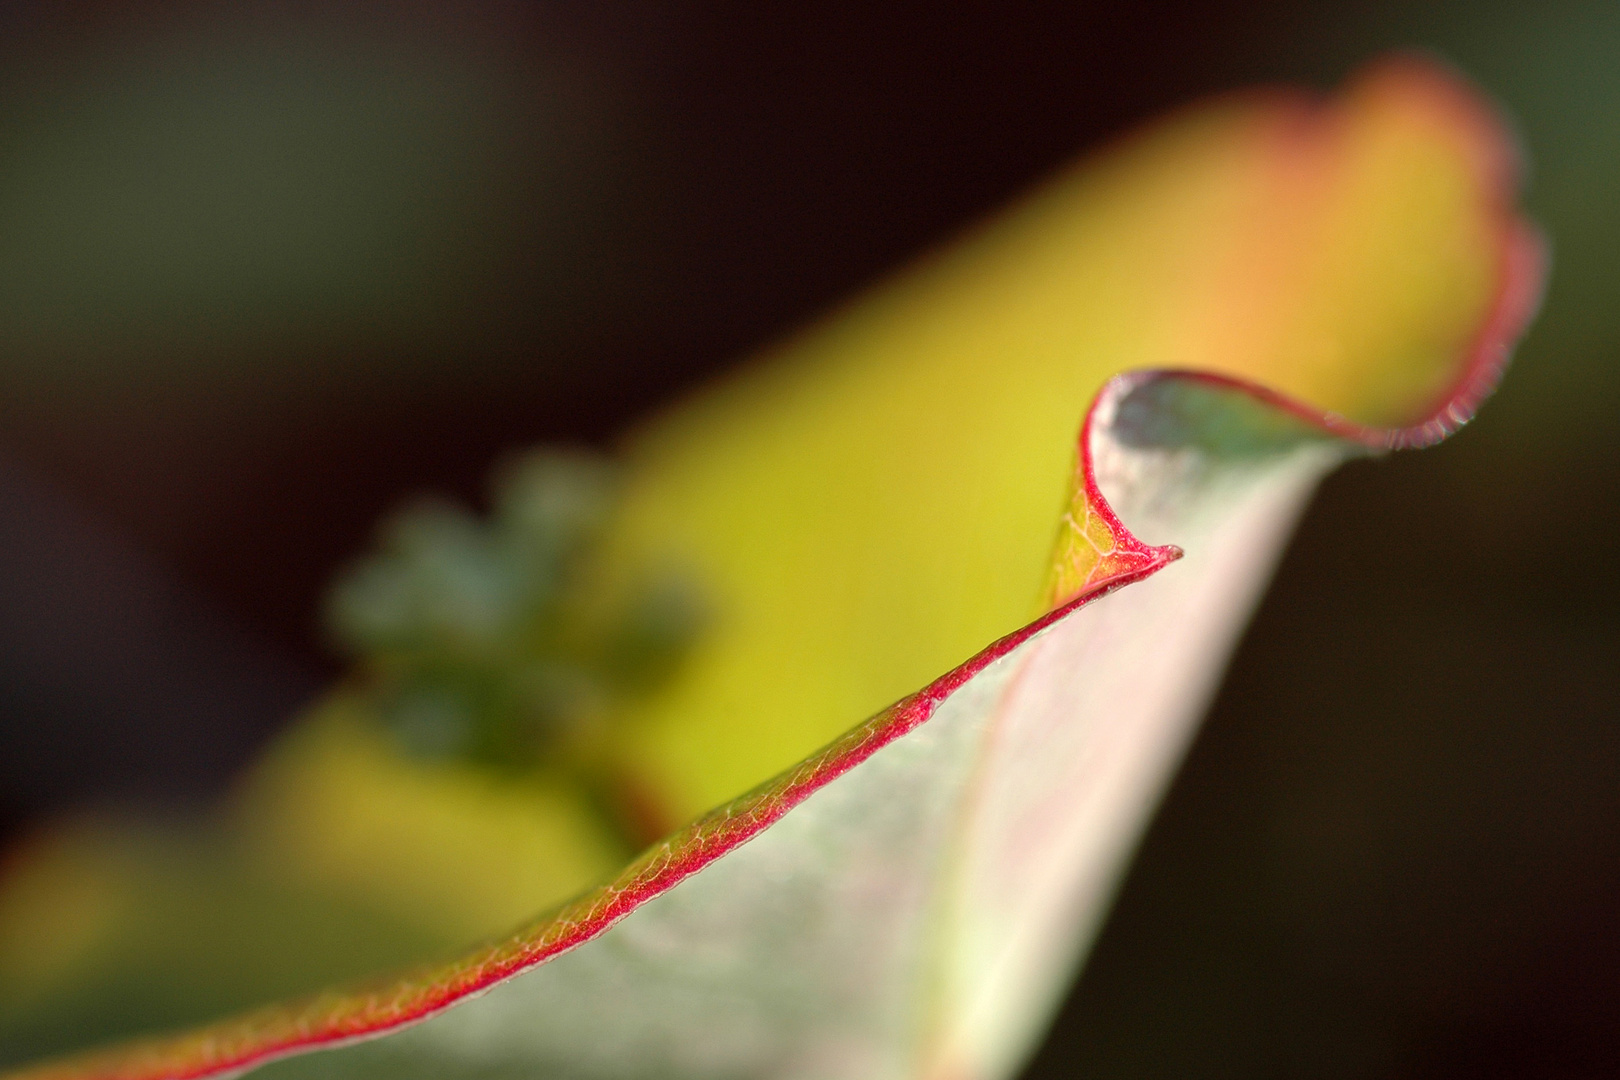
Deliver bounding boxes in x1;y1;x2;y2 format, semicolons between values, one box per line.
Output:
7;366;1538;1080
0;55;1542;1080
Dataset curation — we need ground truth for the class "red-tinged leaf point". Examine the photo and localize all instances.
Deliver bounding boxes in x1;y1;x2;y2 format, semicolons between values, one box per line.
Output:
0;54;1544;1080
0;373;1538;1080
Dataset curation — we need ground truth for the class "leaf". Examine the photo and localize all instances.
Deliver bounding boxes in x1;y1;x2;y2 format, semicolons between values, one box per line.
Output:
0;55;1540;1080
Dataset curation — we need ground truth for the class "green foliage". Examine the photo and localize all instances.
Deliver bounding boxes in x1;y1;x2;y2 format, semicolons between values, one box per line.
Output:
327;450;705;838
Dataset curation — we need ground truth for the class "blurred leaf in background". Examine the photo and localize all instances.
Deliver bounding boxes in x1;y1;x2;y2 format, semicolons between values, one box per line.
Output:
0;51;1540;1078
0;1;639;825
0;1;1613;1078
1034;3;1620;1078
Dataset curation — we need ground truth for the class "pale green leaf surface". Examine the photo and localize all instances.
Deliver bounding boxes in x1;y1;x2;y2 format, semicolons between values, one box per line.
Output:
0;55;1538;1080
249;380;1348;1080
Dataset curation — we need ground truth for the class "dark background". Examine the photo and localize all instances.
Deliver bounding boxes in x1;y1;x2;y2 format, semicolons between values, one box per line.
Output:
0;2;1614;1076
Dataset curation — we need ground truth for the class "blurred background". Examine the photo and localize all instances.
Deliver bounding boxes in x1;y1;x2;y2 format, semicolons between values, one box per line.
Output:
0;1;1613;1076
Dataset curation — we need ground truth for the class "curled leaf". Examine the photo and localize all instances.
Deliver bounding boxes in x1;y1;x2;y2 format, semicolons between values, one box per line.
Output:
0;55;1541;1080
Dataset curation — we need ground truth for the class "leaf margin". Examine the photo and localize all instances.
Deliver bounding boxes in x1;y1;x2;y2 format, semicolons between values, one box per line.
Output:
1;53;1547;1080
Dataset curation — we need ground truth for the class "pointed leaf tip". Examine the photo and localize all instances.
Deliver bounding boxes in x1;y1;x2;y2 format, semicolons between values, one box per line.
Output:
0;52;1543;1080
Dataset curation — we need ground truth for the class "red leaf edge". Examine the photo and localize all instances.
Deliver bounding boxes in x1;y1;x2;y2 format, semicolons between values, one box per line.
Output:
5;62;1546;1080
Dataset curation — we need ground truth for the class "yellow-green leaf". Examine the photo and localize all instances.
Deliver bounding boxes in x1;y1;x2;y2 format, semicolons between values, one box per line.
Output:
0;55;1540;1080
